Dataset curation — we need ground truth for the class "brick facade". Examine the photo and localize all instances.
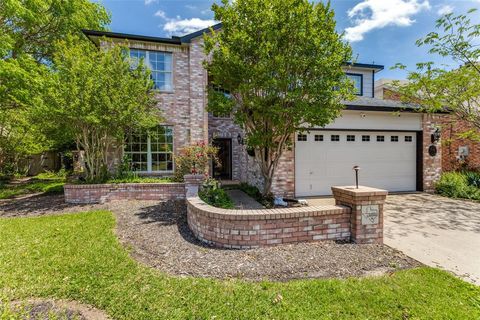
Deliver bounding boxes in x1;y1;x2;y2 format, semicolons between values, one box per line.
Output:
422;114;443;192
439;115;480;171
98;34;446;197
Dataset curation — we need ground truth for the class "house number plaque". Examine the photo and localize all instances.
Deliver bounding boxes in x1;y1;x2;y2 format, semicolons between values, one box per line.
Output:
361;205;379;225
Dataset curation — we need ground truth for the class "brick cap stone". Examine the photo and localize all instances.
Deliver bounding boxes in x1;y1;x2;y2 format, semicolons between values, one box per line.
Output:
331;186;388;196
187;196;350;221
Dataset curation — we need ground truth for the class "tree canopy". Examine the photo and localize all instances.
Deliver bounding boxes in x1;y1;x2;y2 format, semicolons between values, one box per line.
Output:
0;0;111;174
394;9;480;139
205;0;353;194
42;39;160;182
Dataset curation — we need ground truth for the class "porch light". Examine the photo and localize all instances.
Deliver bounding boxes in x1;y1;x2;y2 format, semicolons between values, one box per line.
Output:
237;133;244;145
353;165;360;189
431;128;441;144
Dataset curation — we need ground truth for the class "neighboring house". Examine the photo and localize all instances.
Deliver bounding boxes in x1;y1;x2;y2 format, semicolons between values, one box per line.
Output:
83;25;444;196
375;79;480;173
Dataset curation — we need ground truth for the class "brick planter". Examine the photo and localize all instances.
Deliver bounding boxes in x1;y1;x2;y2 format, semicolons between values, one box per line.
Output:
64;182;186;204
187;197;352;249
187;185;387;248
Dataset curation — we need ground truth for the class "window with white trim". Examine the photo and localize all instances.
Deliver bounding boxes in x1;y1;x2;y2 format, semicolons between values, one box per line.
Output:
130;49;173;91
405;136;413;142
124;126;174;173
314;134;324;141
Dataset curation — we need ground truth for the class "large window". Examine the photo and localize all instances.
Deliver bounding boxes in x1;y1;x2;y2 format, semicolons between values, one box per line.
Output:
130;49;173;91
124;126;174;173
346;73;363;95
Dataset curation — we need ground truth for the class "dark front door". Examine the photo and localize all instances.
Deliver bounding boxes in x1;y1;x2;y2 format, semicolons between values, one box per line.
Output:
213;138;232;180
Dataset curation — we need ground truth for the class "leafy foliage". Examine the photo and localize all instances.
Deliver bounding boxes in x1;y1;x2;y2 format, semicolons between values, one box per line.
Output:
393;9;480;137
173;142;219;182
42;40;160;183
199;178;234;209
435;171;480;200
204;0;353;195
0;0;110;174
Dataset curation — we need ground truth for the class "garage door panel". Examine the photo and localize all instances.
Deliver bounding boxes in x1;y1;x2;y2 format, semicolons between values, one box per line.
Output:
295;131;417;196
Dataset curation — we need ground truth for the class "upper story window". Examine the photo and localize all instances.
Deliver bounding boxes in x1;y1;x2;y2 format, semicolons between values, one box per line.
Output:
130;49;173;92
346;73;363;96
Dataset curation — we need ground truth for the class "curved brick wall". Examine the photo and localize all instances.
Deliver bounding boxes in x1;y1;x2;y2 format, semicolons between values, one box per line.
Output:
186;197;351;249
64;183;185;204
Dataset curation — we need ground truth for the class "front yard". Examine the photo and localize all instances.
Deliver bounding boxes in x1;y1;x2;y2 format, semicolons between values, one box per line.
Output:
1;209;479;319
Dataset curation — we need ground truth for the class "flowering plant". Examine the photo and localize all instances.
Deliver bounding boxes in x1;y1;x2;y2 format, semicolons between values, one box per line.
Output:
173;142;219;182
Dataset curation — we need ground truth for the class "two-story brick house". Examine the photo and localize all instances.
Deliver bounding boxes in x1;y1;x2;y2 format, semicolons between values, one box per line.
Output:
83;24;443;197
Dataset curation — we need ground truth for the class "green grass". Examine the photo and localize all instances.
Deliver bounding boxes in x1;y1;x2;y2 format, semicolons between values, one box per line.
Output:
0;212;479;319
0;175;65;199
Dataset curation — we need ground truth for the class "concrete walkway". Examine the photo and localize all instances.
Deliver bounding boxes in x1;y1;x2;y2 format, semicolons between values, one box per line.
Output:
226;189;264;209
384;193;480;285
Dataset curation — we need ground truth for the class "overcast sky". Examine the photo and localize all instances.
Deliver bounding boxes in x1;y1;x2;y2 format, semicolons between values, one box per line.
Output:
95;0;480;80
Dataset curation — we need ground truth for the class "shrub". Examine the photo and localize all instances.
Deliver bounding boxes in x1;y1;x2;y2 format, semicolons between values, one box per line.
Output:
464;171;480;188
435;171;480;200
173;142;219;182
199;178;234;209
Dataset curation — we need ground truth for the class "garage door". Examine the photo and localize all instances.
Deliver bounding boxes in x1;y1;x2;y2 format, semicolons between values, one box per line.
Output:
295;131;417;196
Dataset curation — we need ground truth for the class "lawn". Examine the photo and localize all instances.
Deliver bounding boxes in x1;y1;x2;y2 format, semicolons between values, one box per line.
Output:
0;173;65;200
0;212;479;319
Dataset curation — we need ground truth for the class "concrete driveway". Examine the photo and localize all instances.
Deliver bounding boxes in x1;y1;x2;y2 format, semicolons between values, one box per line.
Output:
385;193;480;284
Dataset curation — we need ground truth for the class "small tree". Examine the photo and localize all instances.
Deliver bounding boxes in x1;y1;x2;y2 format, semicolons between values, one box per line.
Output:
204;0;353;195
44;39;160;182
173;142;219;182
394;9;480;139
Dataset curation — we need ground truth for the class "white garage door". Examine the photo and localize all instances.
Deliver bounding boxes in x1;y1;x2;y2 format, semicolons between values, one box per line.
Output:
295;131;417;196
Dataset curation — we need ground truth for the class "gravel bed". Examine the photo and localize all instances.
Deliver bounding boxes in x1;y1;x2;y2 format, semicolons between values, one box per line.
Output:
110;200;421;281
1;195;421;281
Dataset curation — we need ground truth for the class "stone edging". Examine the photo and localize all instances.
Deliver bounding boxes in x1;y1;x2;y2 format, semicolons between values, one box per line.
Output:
187;196;352;248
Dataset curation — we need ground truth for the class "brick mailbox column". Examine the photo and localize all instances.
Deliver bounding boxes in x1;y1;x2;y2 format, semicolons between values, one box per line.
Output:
331;186;388;244
184;174;205;197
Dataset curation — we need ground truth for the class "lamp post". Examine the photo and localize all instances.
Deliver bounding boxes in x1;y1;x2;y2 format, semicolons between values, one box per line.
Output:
353;166;360;189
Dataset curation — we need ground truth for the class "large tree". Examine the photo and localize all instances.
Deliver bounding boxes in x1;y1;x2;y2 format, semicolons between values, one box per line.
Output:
0;0;110;173
394;9;480;139
43;39;160;182
204;0;353;195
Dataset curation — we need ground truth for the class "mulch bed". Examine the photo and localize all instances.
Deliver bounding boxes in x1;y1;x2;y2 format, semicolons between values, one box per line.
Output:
1;194;421;282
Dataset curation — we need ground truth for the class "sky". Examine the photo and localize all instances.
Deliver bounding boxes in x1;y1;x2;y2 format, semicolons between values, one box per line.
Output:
95;0;480;80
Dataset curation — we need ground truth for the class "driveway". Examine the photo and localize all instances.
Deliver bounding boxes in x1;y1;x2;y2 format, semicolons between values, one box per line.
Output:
385;193;480;284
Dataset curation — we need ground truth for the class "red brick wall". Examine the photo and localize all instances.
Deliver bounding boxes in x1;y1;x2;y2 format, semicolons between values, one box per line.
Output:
64;183;185;204
187;197;351;249
439;115;480;171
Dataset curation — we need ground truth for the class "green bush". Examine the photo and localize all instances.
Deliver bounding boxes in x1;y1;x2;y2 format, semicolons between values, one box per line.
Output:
465;171;480;188
436;171;480;200
199;178;234;209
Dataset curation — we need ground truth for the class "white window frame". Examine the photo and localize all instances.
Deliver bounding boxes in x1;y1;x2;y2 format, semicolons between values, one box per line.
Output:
130;49;174;92
124;126;174;174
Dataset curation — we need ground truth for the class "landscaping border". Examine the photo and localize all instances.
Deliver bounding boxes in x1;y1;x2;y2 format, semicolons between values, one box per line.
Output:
64;182;185;204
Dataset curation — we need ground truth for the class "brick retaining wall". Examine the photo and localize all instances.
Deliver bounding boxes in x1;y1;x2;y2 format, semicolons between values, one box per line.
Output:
187;197;352;249
64;183;185;204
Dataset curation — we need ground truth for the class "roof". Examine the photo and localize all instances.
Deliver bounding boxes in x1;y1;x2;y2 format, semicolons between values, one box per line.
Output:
82;25;385;72
342;96;420;112
82;23;222;46
344;62;384;72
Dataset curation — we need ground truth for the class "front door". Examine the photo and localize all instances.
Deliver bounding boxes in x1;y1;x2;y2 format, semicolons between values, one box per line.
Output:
213;138;232;180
